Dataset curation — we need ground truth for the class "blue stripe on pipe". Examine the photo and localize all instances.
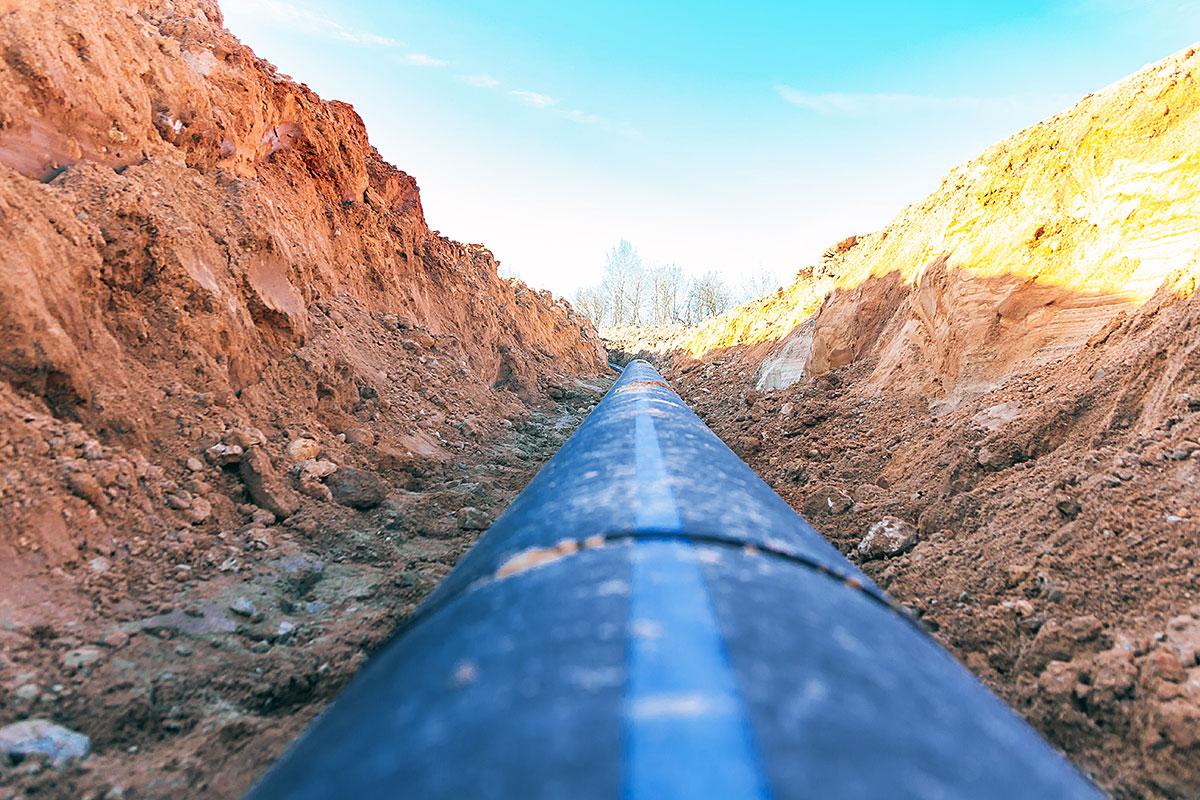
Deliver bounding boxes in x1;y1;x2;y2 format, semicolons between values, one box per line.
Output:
632;401;683;532
625;540;772;800
625;398;771;799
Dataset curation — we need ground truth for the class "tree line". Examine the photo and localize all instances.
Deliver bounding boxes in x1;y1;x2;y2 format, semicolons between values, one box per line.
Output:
572;240;780;329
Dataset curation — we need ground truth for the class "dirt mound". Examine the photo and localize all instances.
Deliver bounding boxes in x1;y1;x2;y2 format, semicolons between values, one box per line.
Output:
652;43;1200;800
685;44;1199;407
0;0;606;796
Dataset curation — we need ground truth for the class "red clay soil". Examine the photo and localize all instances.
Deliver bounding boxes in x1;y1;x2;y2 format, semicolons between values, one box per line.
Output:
658;284;1200;800
0;0;608;797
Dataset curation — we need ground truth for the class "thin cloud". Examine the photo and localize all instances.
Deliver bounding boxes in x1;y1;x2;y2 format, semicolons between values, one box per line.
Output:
559;108;603;125
510;90;559;108
243;1;628;133
236;0;449;66
459;73;501;88
774;84;1078;115
236;0;405;48
401;53;450;67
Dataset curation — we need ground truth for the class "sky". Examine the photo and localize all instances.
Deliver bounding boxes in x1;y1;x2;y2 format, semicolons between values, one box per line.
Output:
221;0;1200;298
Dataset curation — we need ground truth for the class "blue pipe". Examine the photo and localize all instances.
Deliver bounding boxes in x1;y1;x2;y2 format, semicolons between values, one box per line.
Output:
247;361;1103;799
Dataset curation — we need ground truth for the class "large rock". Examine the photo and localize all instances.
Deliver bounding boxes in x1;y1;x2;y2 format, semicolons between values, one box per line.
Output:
0;719;90;765
239;447;301;519
857;516;919;560
325;466;387;509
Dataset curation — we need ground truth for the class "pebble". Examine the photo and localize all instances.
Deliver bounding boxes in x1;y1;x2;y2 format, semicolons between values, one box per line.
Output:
187;496;213;523
185;457;205;472
286;438;321;462
61;647;103;671
230;597;257;617
457;506;492;531
857;516;919;560
204;442;243;466
14;684;40;702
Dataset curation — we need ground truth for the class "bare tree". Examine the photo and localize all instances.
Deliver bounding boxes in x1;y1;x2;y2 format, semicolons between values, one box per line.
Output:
600;240;643;327
649;264;685;324
686;271;732;323
571;241;737;330
573;285;610;328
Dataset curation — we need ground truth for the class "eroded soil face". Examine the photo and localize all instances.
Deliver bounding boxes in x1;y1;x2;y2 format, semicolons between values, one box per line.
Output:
661;288;1200;800
0;0;610;797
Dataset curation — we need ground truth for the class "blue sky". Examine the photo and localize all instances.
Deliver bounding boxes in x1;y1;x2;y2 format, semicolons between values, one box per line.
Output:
221;0;1200;297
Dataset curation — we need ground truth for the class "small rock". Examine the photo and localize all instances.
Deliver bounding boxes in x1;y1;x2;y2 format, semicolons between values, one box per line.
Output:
802;484;853;517
186;496;212;524
286;438;321;462
1055;494;1081;520
185;457;205;472
857;516;919;560
66;471;106;508
1156;699;1200;748
229;597;256;617
344;428;375;446
226;428;267;449
273;554;325;597
165;493;192;510
204;442;243;466
276;621;297;642
89;557;112;574
250;507;277;527
735;434;761;455
325;466;387;510
976;446;1008;469
249;641;271;654
61;647;103;672
239;448;301;519
296;459;339;501
457;506;492;531
14;684;40;703
174;644;193;657
0;719;91;766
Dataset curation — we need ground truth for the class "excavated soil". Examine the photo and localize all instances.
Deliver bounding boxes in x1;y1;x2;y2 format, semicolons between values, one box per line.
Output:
3;0;1198;798
0;376;607;799
0;0;609;797
636;279;1200;800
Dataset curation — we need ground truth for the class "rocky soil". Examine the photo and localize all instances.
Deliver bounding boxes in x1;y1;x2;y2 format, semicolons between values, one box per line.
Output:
0;377;607;799
664;285;1199;799
0;0;608;797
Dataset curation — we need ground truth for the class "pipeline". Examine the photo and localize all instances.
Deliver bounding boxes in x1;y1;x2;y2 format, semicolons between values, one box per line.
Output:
248;361;1103;799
